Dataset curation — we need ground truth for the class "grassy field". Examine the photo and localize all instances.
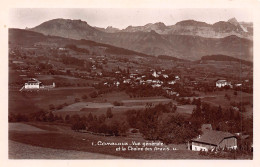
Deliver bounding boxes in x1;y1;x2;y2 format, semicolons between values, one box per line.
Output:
197;90;253;107
9;122;225;159
51;91;172;116
177;105;196;115
9;122;252;159
9;140;121;159
9;87;94;114
195;90;253;118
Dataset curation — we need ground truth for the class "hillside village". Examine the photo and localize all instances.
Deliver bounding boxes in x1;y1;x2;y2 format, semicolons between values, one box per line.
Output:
8;20;253;159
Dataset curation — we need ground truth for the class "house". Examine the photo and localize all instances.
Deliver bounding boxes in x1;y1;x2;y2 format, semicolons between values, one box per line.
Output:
58;47;66;51
21;78;55;91
175;76;180;80
152;84;162;88
130;73;138;79
152;71;159;78
24;78;42;89
163;74;169;78
191;130;237;151
168;81;176;85
216;80;231;88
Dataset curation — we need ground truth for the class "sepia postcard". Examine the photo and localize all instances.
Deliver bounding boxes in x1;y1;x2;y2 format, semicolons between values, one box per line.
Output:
1;0;260;167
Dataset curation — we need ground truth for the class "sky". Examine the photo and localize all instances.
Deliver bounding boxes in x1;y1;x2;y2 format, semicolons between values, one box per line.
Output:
9;8;253;29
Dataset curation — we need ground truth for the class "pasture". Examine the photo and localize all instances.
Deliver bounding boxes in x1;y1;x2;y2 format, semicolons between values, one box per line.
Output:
9;87;94;114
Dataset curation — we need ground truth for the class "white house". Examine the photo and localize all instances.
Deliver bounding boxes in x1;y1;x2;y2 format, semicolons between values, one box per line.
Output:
24;78;42;89
152;71;159;78
216;80;231;88
22;78;55;91
163;74;169;78
168;81;176;85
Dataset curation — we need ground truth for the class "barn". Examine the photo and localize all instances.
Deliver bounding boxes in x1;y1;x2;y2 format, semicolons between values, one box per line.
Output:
191;130;237;151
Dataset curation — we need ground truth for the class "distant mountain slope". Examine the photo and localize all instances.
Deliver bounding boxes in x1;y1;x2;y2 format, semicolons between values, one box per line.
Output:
94;26;121;33
31;18;105;40
9;28;153;58
201;54;253;66
28;18;253;61
121;19;252;40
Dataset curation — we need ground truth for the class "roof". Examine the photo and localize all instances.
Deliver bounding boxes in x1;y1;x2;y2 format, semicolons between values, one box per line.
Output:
192;130;236;146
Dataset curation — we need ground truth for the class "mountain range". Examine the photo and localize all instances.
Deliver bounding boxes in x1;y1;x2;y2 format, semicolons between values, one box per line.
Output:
25;18;253;61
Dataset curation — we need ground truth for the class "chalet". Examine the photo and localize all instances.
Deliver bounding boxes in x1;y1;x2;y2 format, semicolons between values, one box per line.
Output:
216;80;231;88
21;78;55;91
24;78;42;89
191;130;237;151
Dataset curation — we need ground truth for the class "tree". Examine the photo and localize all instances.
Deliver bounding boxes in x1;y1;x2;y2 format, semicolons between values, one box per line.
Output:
88;113;94;122
48;111;54;122
172;105;177;113
119;121;129;135
49;104;55;111
192;105;202;118
234;91;238;96
159;115;201;144
139;107;161;140
70;114;81;124
81;95;88;100
216;105;223;120
71;121;86;131
74;98;80;103
98;114;106;123
65;114;71;123
90;91;98;98
225;93;231;101
106;108;113;118
110;120;120;136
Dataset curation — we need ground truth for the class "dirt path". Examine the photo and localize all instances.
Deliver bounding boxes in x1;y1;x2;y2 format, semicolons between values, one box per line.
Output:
9;140;122;159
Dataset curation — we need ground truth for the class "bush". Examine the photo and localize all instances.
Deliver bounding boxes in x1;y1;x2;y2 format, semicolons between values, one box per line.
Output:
56;104;63;110
71;121;86;131
49;104;55;111
90;91;98;98
131;129;138;133
106;108;113;118
74;98;80;102
81;95;88;100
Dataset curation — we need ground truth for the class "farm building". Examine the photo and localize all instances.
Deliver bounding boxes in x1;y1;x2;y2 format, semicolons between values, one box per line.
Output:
191;130;237;151
216;80;231;88
24;78;42;89
21;78;55;91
